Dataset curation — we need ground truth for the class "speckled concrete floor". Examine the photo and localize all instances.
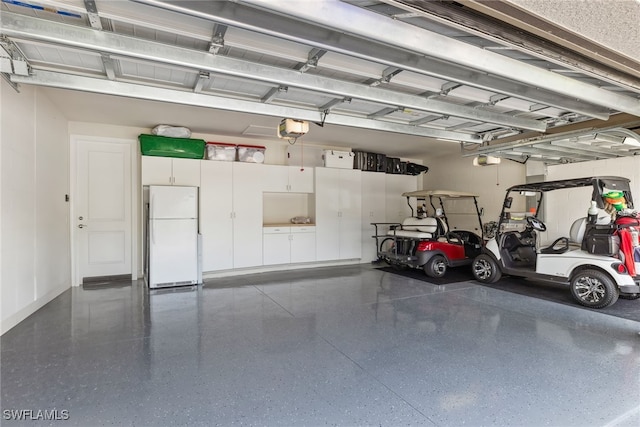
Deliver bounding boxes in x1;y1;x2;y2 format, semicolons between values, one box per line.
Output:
2;265;640;426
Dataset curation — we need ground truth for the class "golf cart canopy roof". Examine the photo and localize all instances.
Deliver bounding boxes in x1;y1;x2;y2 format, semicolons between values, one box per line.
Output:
402;190;478;199
506;176;631;193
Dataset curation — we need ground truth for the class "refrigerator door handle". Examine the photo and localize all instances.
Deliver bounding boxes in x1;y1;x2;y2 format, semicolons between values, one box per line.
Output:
150;220;155;245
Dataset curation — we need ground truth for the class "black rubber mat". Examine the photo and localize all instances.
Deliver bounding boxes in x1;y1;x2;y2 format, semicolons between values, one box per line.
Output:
377;266;640;322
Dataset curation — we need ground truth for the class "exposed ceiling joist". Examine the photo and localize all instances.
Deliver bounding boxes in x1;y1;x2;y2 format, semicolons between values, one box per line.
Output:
0;12;546;133
12;69;481;143
234;0;640;116
130;0;612;120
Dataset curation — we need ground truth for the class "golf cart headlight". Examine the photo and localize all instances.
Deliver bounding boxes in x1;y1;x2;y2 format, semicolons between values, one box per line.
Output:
611;262;628;275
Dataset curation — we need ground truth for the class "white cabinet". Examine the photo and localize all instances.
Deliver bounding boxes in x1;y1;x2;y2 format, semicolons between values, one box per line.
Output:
361;172;387;263
199;160;233;272
315;168;362;261
385;174;418;223
262;165;314;193
199;161;263;271
232;162;264;269
263;226;316;265
142;156;201;186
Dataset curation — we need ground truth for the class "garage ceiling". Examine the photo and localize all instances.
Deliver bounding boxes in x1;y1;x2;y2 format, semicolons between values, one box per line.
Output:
1;0;639;161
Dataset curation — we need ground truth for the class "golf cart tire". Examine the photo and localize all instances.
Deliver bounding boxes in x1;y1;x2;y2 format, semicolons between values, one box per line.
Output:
618;293;640;300
472;254;502;283
423;254;447;278
570;269;619;309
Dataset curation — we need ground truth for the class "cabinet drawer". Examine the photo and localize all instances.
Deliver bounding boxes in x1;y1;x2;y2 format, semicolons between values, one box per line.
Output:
263;226;291;234
291;226;316;233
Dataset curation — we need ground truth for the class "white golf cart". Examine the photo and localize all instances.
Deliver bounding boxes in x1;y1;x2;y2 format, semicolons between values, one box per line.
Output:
472;176;640;308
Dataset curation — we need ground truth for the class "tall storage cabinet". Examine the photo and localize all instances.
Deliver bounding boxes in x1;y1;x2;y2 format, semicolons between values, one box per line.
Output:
199;161;264;271
361;172;387;263
315;167;362;261
199;161;233;271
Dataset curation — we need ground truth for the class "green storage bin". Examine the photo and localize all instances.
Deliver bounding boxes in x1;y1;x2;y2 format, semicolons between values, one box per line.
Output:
139;134;205;159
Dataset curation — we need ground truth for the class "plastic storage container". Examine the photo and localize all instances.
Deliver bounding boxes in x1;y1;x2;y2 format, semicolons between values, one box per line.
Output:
139;134;205;159
237;144;266;163
206;142;237;161
323;150;354;169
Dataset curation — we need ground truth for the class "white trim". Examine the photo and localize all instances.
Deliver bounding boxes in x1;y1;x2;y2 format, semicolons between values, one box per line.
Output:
201;259;362;279
0;281;68;335
69;135;138;286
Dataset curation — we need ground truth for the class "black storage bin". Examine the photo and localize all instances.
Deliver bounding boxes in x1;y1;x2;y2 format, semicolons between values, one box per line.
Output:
582;224;618;255
375;153;386;172
406;162;429;176
399;161;408;175
353;151;367;170
386;157;401;174
583;235;620;256
365;153;378;171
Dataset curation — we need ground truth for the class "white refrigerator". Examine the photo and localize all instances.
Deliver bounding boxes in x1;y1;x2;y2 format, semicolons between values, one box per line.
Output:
148;185;199;288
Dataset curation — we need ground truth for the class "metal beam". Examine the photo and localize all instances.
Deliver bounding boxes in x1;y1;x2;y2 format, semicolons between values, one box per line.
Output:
236;0;640;117
12;70;481;143
367;107;399;119
549;140;632;157
261;85;287;103
129;0;612;120
0;12;546;132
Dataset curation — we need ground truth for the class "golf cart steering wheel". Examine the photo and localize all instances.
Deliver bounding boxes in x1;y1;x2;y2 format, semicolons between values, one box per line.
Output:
526;216;547;232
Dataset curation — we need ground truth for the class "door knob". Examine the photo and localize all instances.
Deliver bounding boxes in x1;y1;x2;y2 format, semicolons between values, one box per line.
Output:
78;224;87;229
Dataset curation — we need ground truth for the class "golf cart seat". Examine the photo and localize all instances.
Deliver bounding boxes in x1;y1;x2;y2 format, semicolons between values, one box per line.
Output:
539;217;586;254
388;217;438;239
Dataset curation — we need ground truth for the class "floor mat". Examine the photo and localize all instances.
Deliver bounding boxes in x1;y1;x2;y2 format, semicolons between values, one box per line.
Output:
377;266;640;322
377;265;475;285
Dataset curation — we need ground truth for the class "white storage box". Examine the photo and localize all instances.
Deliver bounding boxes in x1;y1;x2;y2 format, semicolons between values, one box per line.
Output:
286;144;324;167
322;150;354;169
237;144;266;163
206;142;237;161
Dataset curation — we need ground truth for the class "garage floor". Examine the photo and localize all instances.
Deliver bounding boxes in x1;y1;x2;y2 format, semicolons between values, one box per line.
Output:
2;265;639;426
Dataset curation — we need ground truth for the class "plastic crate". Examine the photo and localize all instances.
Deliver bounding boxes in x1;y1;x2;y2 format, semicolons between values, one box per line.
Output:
237;144;266;163
139;134;205;159
206;142;237;161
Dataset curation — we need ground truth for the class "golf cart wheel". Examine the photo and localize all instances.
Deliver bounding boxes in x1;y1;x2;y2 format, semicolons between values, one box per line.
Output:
423;255;447;278
618;293;640;300
570;269;619;309
472;254;502;283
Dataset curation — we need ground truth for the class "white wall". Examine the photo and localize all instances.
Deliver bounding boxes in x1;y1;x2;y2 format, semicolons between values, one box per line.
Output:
544;157;640;241
1;80;70;335
421;153;526;232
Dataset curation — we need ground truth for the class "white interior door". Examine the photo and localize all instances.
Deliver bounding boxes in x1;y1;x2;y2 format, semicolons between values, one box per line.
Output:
74;137;133;284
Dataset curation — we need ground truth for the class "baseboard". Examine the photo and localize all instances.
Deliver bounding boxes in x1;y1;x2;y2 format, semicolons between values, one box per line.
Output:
1;282;70;336
202;259;362;279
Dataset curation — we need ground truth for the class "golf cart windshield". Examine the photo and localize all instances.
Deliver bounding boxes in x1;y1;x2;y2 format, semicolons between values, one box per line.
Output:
402;190;482;236
499;176;633;233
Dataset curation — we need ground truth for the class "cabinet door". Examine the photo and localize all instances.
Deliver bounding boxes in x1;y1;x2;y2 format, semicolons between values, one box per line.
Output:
263;230;291;265
315;167;341;261
385;174;418;223
288;166;314;193
142;156;172;185
233;162;264;268
262;164;289;192
361;172;386;262
338;169;362;259
172;158;201;186
200;161;233;271
291;231;316;263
